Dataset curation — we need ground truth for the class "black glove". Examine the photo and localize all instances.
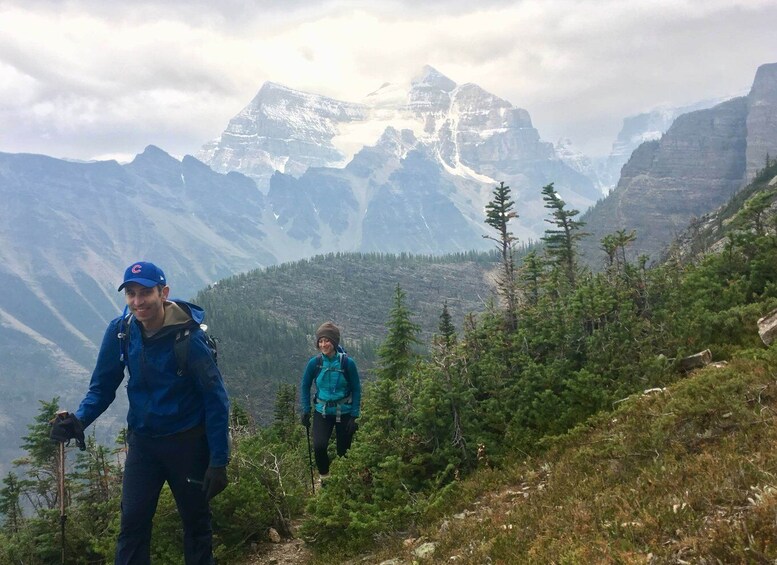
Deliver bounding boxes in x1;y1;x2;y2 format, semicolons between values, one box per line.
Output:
300;412;311;428
346;417;358;436
202;465;228;501
49;412;86;451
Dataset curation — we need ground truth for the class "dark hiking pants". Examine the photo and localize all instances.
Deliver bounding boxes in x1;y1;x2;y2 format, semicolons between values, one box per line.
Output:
312;411;355;475
115;430;213;565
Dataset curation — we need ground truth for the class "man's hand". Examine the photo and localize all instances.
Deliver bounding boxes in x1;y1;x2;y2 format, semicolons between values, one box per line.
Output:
202;466;228;500
49;412;86;451
346;417;358;436
300;412;311;429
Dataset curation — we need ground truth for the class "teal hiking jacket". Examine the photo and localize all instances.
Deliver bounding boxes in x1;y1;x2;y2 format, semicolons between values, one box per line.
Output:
300;352;361;418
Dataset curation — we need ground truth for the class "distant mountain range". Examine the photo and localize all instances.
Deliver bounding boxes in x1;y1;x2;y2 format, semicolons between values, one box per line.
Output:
1;62;774;475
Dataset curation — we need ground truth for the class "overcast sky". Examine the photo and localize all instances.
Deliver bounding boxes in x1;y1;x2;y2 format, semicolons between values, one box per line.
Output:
1;0;776;162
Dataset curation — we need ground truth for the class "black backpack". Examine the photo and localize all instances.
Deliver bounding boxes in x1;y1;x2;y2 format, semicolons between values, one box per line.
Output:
119;314;218;377
172;324;218;376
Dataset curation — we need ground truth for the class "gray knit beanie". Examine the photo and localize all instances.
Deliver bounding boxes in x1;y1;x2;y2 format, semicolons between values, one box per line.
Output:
315;322;340;349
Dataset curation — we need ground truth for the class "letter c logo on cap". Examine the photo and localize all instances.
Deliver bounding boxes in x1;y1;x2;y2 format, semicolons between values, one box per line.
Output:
131;264;142;274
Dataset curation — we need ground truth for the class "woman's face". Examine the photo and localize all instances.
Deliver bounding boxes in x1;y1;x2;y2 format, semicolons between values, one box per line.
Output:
318;337;335;357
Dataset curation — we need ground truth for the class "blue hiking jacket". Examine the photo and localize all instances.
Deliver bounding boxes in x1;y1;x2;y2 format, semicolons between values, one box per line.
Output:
75;300;230;467
300;352;361;418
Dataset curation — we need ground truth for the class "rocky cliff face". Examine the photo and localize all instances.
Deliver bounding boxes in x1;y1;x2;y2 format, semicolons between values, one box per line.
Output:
596;97;729;193
580;63;777;266
746;63;777;180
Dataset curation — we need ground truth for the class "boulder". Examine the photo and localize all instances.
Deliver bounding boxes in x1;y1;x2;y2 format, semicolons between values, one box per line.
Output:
679;349;712;372
758;308;777;346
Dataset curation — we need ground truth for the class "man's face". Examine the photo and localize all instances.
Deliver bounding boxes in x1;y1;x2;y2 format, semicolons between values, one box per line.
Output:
124;283;168;328
318;337;334;357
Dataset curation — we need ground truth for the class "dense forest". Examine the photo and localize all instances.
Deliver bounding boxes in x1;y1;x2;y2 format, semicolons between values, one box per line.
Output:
2;160;777;564
192;248;504;423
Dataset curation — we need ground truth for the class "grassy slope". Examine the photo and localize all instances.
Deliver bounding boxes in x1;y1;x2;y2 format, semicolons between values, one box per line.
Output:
353;347;777;564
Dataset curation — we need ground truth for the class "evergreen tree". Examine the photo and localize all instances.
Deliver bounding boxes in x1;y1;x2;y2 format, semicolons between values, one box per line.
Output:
437;301;457;350
230;401;255;437
601;229;637;273
731;188;777;238
271;383;298;442
362;285;422;444
66;435;122;564
14;399;61;514
273;383;297;426
71;435;120;506
483;181;520;328
518;250;545;306
541;182;588;288
376;285;421;383
0;472;23;533
431;302;469;458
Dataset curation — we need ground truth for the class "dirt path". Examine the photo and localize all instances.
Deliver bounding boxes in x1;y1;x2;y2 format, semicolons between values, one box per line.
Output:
239;536;313;565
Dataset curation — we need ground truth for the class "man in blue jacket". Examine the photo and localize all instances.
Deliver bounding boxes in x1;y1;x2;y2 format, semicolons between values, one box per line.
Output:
50;261;230;565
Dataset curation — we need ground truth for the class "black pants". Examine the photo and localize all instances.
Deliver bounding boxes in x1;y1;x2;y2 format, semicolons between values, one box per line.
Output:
115;430;213;565
312;411;354;475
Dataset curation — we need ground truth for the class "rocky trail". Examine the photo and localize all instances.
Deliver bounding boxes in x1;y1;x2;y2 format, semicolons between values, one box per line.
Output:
236;480;530;565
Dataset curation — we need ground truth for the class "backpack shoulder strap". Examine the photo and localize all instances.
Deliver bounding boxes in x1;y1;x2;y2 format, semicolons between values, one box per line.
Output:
173;325;218;377
338;352;353;390
118;313;134;366
173;328;192;377
312;353;324;399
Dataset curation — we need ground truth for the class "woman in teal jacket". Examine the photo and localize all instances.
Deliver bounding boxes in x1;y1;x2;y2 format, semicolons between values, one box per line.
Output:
300;322;361;479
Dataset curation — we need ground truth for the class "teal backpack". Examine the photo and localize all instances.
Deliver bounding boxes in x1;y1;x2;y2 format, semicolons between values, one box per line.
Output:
313;346;355;421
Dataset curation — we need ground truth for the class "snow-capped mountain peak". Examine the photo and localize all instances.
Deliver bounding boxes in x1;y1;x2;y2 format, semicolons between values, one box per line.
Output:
198;65;600;253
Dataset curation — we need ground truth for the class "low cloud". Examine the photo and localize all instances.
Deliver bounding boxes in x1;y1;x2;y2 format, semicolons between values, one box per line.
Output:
0;0;775;160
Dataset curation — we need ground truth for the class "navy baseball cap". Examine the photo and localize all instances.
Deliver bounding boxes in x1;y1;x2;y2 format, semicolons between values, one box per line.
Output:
118;261;167;291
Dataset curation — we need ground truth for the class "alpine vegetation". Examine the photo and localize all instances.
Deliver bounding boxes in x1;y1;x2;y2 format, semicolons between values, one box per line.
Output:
2;162;777;562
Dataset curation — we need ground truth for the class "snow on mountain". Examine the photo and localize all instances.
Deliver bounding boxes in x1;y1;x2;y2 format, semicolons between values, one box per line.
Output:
198;65;599;253
555;137;607;197
198;82;368;188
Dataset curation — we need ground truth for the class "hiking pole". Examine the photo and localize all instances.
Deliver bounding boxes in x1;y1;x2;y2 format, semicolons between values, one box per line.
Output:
58;440;66;565
305;425;315;494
